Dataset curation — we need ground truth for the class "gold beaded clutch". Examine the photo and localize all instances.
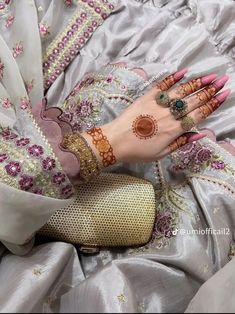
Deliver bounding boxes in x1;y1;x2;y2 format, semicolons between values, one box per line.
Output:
38;172;156;251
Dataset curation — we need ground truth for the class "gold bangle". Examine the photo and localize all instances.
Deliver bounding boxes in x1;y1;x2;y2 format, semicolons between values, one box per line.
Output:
61;133;100;182
86;127;117;167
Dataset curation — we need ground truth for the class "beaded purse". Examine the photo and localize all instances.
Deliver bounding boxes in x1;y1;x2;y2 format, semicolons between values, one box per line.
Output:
38;172;156;252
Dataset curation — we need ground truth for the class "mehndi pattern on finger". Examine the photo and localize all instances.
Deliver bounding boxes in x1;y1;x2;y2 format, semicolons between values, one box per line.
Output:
132;115;158;140
199;98;220;119
168;135;189;152
177;78;203;98
155;69;187;92
196;85;217;105
156;74;176;91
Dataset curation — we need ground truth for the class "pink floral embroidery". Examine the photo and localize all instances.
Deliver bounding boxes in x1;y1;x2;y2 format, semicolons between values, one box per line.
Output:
77;99;93;117
0;0;11;11
16;138;30;147
28;145;44;157
171;136;235;175
171;142;214;173
1;98;12;109
31;188;43;195
42;157;56;171
39;23;50;37
62;184;73;196
20;97;31;110
72;121;82;132
13;42;23;58
53;172;66;185
211;160;226;170
64;0;73;5
152;212;174;239
25;79;34;93
60;112;73;123
106;74;113;84
0;128;18;140
5;161;21;177
0;127;74;198
0;59;4;80
5;15;14;28
19;175;34;191
0;153;8;163
43;1;115;89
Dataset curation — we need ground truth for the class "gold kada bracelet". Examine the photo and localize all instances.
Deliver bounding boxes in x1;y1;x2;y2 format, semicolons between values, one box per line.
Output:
61;132;101;182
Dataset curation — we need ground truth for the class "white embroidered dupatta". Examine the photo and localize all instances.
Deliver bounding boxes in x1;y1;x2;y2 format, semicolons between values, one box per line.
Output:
0;0;74;251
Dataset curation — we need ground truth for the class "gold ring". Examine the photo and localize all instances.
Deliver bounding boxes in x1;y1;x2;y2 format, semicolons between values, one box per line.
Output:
181;116;196;131
155;91;170;107
170;99;188;119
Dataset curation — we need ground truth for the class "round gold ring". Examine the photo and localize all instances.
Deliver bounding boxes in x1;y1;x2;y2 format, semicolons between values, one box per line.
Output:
170;99;188;119
155;91;170;107
181;116;196;132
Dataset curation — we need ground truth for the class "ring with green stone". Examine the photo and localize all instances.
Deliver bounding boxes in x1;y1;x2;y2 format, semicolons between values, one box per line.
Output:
155;91;170;107
170;99;188;119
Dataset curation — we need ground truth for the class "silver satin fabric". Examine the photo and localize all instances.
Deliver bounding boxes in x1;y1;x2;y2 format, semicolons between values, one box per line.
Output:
1;0;235;312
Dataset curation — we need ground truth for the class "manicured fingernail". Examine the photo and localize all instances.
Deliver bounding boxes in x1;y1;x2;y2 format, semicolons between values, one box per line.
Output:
216;88;231;102
174;68;188;80
214;75;229;88
188;133;206;143
201;74;217;85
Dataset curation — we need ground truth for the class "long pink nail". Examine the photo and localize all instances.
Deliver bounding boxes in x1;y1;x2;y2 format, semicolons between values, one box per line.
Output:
214;75;229;88
216;89;231;102
188;133;206;143
201;74;217;85
174;68;188;80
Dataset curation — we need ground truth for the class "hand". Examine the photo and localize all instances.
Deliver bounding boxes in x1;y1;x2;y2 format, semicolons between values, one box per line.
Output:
83;69;230;165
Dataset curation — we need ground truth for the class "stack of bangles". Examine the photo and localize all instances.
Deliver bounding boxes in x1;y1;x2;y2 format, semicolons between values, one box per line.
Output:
155;91;195;131
61;128;117;183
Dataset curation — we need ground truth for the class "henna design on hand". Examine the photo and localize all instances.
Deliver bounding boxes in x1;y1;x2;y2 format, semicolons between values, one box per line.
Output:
132;115;158;140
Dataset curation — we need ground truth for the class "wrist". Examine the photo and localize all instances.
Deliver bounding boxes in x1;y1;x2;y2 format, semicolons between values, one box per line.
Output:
81;121;122;167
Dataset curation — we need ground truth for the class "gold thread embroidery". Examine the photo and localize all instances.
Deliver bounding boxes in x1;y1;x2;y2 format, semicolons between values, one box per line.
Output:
61;132;100;182
117;294;126;303
0;142;58;198
228;243;235;261
33;268;42;276
187;173;235;198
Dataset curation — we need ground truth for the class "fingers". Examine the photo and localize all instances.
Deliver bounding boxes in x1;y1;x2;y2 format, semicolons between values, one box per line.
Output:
198;89;231;119
177;89;231;133
157;133;206;159
196;75;229;104
176;75;229;116
153;68;188;92
168;73;217;99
